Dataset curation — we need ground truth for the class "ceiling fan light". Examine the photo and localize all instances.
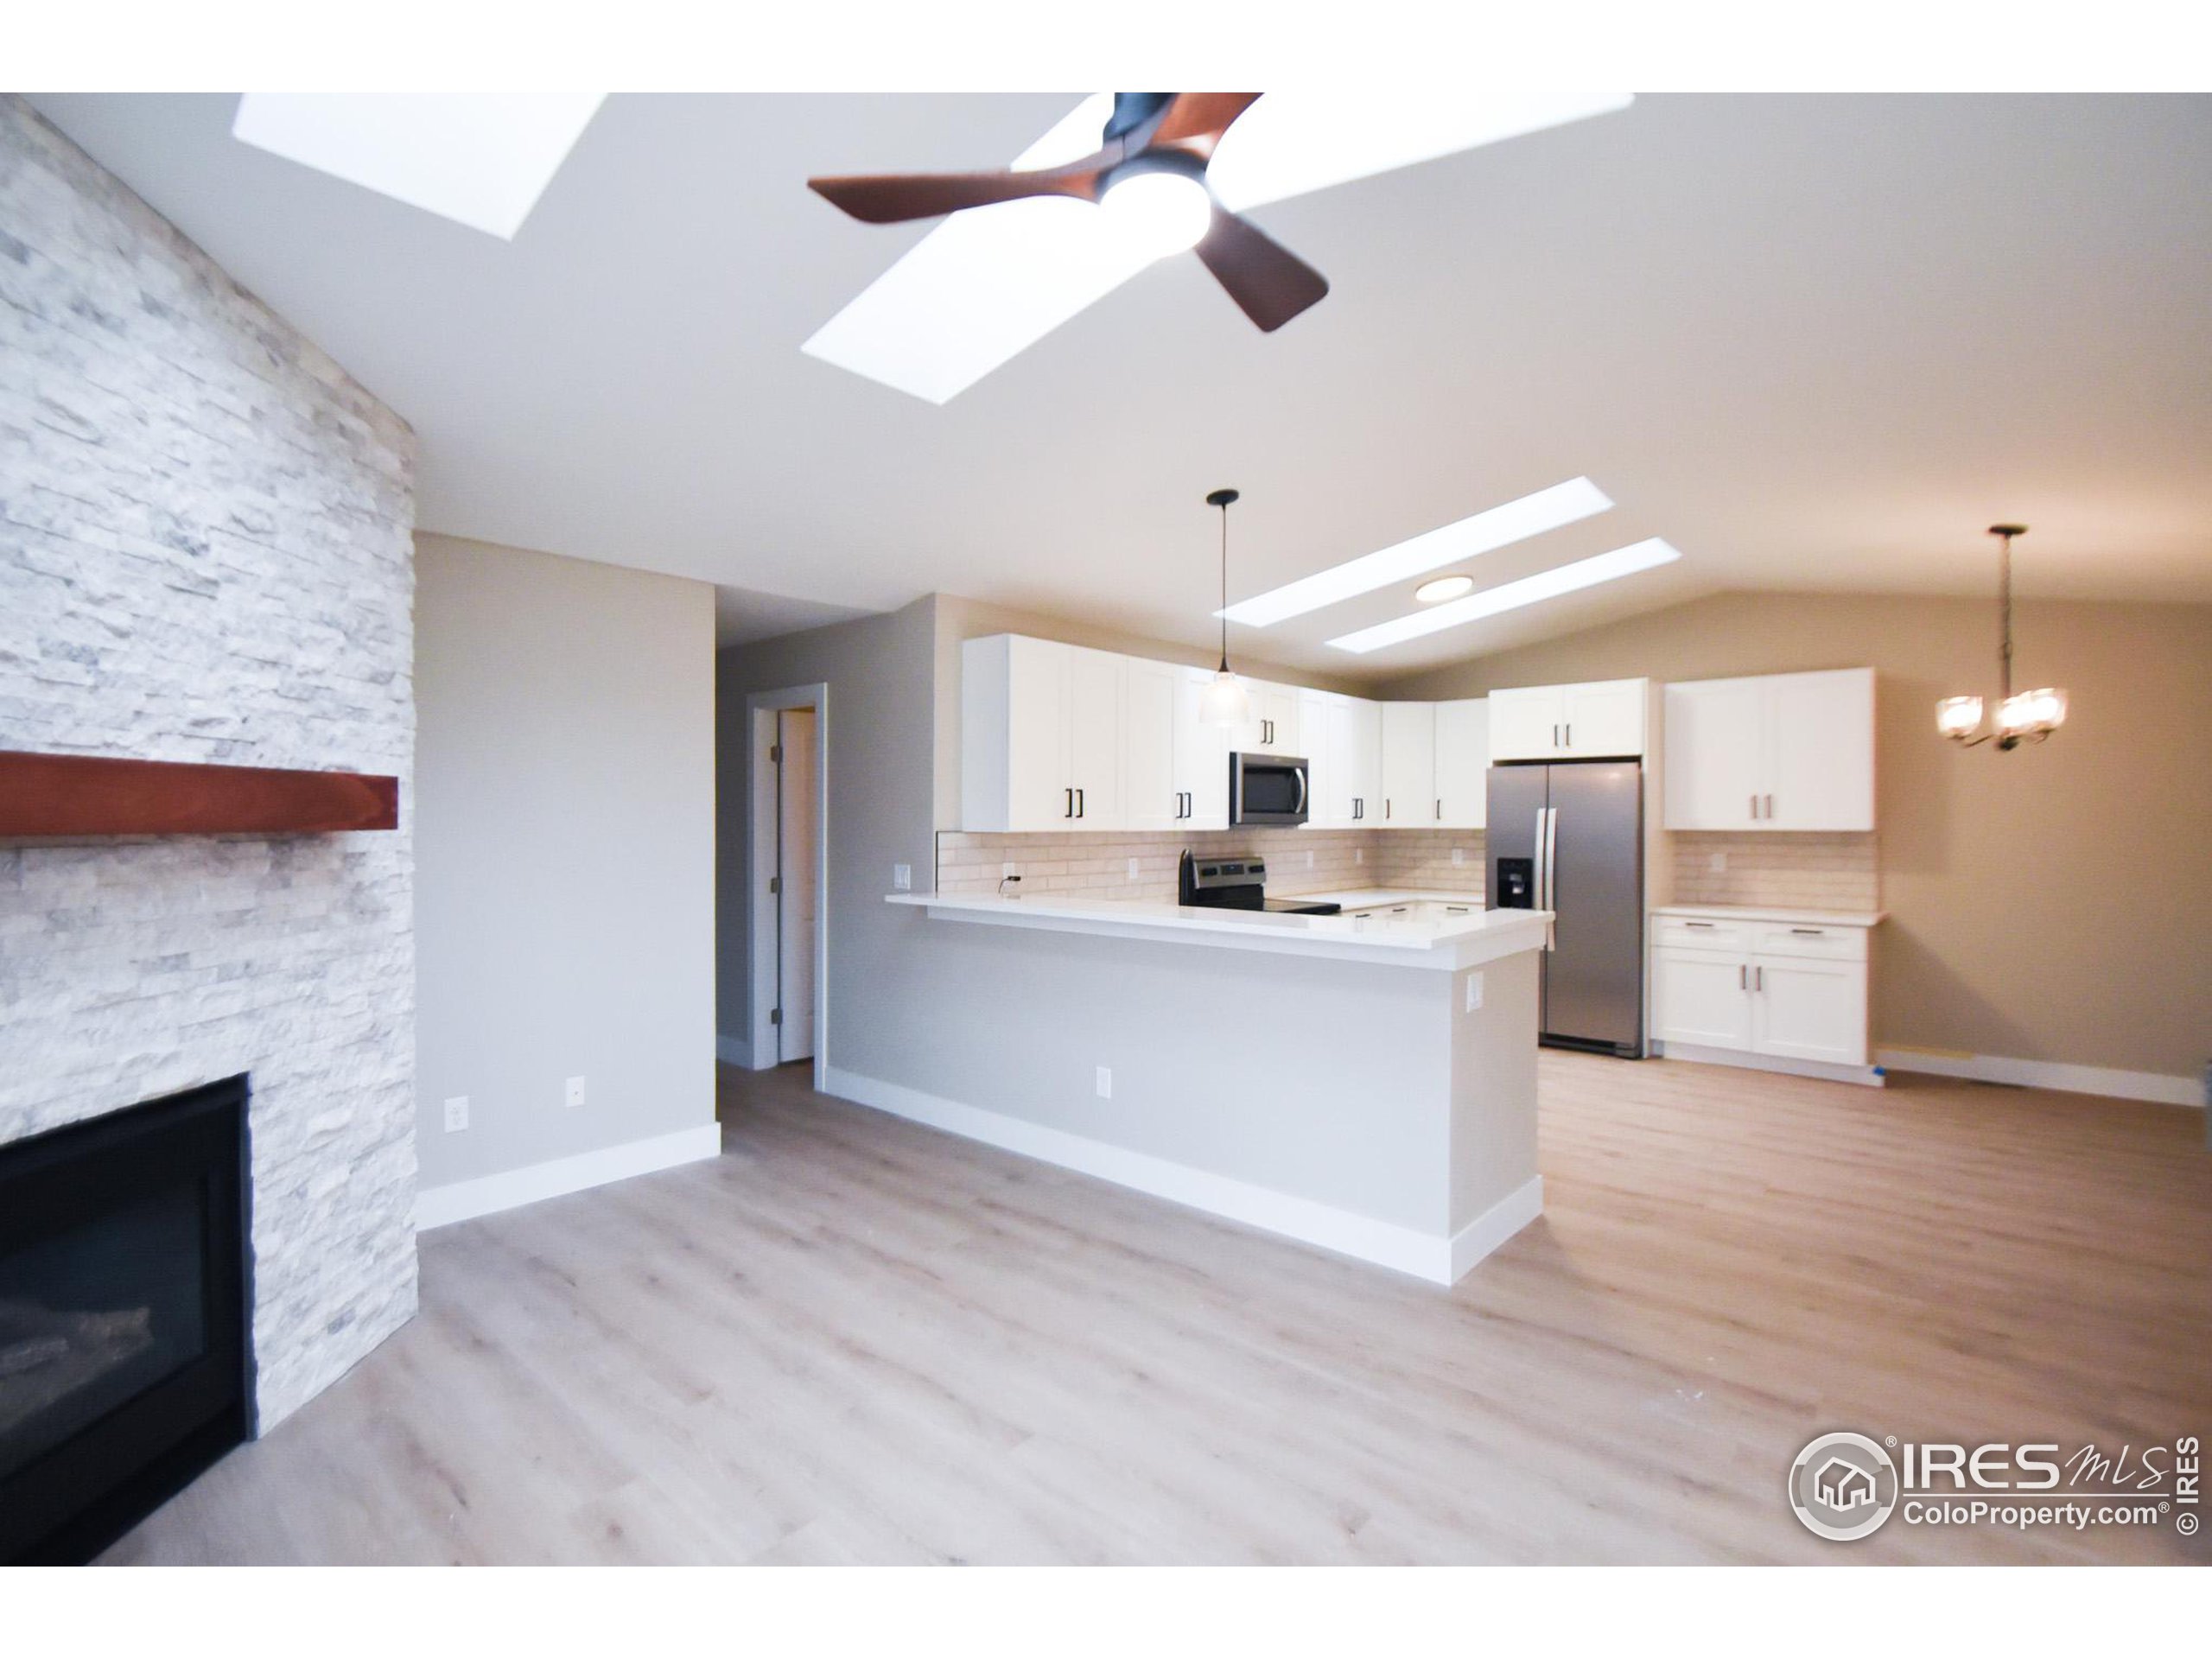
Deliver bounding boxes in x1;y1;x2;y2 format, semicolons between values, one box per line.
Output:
1098;169;1213;261
1936;695;1985;741
1199;668;1251;728
1414;575;1476;605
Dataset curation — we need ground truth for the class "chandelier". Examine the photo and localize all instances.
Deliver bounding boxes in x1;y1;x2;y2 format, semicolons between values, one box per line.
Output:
1936;524;2067;750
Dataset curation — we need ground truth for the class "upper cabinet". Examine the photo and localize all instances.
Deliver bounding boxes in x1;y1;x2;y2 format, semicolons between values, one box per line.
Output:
963;634;1127;832
1379;702;1435;826
1433;699;1490;828
1236;681;1301;757
1488;679;1649;761
1300;690;1381;827
1663;668;1874;831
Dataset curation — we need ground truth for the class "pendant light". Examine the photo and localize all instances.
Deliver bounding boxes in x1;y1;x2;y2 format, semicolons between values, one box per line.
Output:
1937;524;2068;750
1199;487;1253;728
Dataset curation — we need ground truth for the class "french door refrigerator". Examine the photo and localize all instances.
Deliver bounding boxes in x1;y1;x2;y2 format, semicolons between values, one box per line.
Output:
1487;760;1644;1057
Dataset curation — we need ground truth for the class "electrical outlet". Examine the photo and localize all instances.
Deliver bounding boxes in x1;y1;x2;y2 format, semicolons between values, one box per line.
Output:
1465;971;1484;1013
893;862;912;892
565;1075;586;1109
1128;857;1140;880
1356;847;1364;866
442;1096;468;1133
1002;861;1019;880
1709;851;1727;873
1306;849;1315;869
1452;847;1465;868
1096;1065;1112;1100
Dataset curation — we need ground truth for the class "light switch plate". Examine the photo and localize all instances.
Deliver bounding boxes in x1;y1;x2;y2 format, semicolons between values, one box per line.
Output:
442;1095;468;1132
1452;848;1465;867
1465;972;1484;1013
893;862;912;892
1128;857;1140;880
1709;851;1727;873
1095;1065;1112;1100
565;1075;586;1109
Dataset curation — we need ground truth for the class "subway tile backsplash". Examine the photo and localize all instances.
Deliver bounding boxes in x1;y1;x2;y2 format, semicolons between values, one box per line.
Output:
936;828;1488;904
1669;831;1880;912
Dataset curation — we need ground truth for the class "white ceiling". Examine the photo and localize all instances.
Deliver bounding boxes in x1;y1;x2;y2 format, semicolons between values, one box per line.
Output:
30;92;2211;679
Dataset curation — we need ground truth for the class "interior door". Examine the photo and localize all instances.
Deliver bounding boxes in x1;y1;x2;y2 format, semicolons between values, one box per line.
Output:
1434;698;1489;827
1663;677;1764;829
1542;760;1643;1053
776;709;817;1063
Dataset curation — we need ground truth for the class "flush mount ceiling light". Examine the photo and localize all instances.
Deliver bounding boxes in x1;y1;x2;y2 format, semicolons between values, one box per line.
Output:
1326;537;1682;654
231;93;605;239
1937;524;2068;750
1199;488;1254;728
803;91;1632;404
1414;575;1477;605
1217;477;1613;628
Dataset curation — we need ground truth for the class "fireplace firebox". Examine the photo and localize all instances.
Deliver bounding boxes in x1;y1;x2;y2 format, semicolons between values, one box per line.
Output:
0;1076;252;1564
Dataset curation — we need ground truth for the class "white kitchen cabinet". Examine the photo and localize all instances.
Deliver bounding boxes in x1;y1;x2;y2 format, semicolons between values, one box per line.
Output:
1122;656;1183;832
1236;682;1300;757
1379;702;1436;827
1324;695;1382;826
1663;668;1874;831
1649;907;1876;1077
1487;679;1648;760
961;634;1124;831
1433;698;1489;829
1175;665;1230;830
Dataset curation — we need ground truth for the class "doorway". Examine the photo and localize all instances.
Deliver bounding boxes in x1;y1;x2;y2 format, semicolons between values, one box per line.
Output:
747;684;829;1086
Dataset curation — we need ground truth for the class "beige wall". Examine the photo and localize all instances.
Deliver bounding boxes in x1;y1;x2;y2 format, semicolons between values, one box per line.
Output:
1385;592;2212;1082
416;534;718;1190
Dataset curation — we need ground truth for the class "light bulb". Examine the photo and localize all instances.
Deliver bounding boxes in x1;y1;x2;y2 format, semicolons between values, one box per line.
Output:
1936;695;1983;740
1098;169;1214;261
1199;668;1250;728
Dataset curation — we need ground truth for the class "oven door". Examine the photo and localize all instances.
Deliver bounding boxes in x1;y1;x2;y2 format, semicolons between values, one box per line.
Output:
1230;753;1310;827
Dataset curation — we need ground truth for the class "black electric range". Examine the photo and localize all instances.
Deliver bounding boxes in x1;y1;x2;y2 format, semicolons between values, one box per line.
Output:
1176;850;1343;915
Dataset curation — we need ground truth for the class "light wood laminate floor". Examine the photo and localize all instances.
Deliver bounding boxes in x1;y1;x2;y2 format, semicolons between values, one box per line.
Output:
105;1054;2211;1564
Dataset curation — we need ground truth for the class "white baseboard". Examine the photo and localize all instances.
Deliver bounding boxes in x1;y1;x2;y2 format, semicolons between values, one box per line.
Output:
823;1065;1540;1286
715;1033;752;1068
416;1122;724;1230
1877;1047;2202;1108
1656;1042;1885;1087
1450;1176;1547;1281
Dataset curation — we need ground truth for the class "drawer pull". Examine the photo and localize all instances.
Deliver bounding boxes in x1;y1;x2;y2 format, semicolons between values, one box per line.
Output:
1683;920;1714;929
1789;927;1825;936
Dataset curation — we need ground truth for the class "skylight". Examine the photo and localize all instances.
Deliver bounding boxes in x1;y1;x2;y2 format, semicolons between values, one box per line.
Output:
231;93;606;240
1217;478;1614;629
1325;538;1683;654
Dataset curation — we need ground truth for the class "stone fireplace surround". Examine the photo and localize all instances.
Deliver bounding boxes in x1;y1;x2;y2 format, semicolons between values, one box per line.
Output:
0;97;419;1431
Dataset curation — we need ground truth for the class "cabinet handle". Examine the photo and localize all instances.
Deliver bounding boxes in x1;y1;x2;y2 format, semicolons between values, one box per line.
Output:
1755;965;1764;992
1385;799;1392;820
1739;964;1747;989
1750;792;1759;820
1564;722;1572;748
1790;927;1824;936
1075;787;1084;818
1065;787;1074;819
1764;793;1774;819
1686;920;1714;929
1552;723;1560;747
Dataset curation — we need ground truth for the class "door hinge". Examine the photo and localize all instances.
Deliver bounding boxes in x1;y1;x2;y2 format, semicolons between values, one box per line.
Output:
768;875;780;894
770;1007;782;1026
769;744;782;762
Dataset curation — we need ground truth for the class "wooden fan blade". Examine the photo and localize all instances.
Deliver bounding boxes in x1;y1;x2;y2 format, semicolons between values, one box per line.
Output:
1194;209;1330;332
1146;93;1263;154
808;157;1108;226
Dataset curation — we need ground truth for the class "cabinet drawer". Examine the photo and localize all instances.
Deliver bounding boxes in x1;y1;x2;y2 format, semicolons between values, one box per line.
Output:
1653;916;1751;953
1750;923;1867;962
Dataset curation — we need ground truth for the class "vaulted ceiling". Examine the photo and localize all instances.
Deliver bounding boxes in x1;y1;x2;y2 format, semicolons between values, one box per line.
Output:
31;92;2211;677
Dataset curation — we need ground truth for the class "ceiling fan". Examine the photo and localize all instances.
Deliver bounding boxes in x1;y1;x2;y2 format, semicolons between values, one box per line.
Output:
802;90;1636;404
810;93;1327;334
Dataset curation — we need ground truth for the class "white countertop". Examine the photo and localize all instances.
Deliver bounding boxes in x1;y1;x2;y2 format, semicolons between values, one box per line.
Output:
887;891;1548;971
1652;903;1887;928
1290;888;1485;910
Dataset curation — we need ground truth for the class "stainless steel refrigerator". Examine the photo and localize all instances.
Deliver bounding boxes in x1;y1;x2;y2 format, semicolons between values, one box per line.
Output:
1487;760;1644;1058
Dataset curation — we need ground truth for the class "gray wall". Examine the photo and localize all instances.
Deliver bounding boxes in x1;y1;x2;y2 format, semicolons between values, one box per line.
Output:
0;98;417;1428
416;534;715;1189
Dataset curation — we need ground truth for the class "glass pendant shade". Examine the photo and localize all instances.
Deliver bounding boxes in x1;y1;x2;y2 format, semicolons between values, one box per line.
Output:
1936;695;1985;740
1200;667;1251;728
1997;687;2066;741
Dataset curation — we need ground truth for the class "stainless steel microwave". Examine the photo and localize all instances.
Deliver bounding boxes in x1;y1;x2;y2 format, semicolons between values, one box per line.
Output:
1229;752;1311;827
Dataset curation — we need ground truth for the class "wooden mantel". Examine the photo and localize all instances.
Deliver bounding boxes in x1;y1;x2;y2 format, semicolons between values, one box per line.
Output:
0;750;399;837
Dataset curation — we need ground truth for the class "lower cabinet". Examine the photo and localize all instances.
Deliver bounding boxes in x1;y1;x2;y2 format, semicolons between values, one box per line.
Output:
1649;911;1874;1072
